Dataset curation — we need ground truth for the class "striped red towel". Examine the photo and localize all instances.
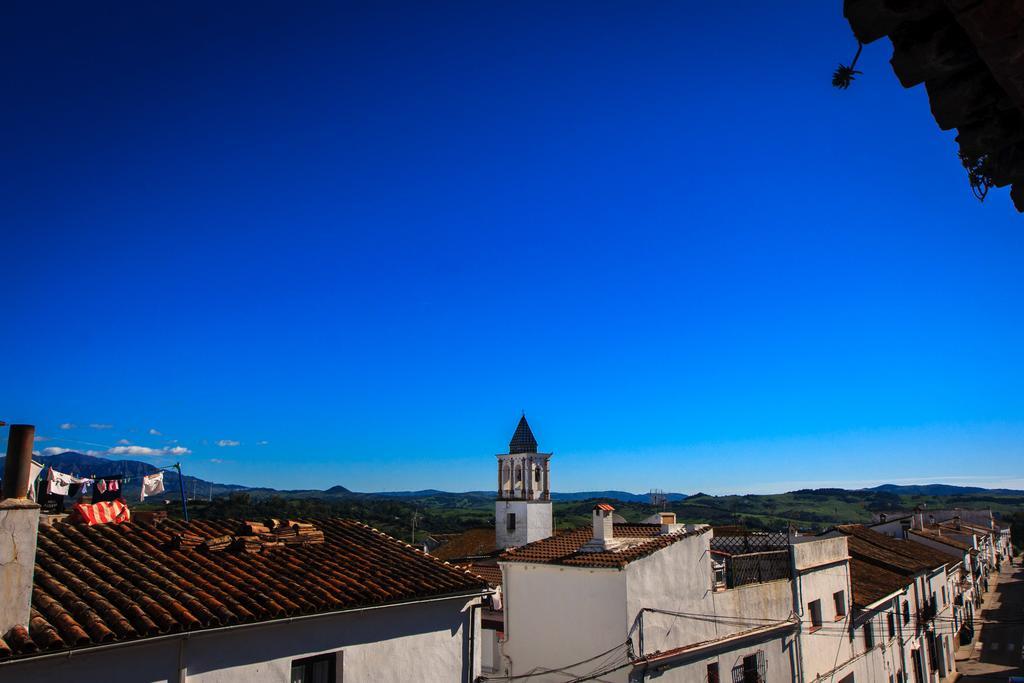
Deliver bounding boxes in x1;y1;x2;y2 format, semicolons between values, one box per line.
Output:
73;500;131;526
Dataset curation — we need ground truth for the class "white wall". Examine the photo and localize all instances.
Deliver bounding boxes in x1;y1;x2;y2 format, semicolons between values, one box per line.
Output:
495;500;552;549
0;596;483;683
797;560;855;680
500;562;627;682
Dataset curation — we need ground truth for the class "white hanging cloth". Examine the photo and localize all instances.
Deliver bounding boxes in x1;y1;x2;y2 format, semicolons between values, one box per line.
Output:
27;461;44;501
140;471;166;501
46;468;87;496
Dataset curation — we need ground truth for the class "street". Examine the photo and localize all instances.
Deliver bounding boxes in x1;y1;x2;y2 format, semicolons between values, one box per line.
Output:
957;556;1024;683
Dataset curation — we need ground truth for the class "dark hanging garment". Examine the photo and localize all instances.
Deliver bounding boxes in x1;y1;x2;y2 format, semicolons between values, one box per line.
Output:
92;475;125;503
37;487;65;513
66;482;83;499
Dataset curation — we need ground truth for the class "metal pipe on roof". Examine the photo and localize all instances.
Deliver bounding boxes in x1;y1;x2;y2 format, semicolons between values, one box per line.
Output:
2;424;35;499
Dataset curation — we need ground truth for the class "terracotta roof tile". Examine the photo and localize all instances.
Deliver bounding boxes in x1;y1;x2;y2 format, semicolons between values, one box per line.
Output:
911;528;972;552
848;557;912;609
835;525;950;573
831;525;954;609
0;517;488;661
499;523;709;569
428;528;498;561
461;561;503;588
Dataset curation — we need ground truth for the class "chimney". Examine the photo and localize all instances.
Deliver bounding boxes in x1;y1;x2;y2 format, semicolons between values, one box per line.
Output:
593;504;614;545
912;506;924;531
579;503;621;552
0;425;41;635
658;511;684;535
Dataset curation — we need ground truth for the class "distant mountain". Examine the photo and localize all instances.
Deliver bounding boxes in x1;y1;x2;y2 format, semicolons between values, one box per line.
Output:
866;483;1024;496
15;454;1020;505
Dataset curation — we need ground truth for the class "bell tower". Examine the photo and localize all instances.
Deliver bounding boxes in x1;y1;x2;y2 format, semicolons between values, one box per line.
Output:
495;415;552;549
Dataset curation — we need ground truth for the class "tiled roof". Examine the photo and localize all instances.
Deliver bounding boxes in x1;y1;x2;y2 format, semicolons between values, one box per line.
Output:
595;503;615;512
0;517;488;661
936;520;993;537
462;561;503;588
912;528;972;553
835;525;950;574
428;528;498;561
499;523;709;569
508;415;538;454
848;557;912;609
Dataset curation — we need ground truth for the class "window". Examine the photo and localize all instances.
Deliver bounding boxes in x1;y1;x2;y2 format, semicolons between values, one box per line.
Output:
741;652;765;683
834;591;847;620
838;674;854;683
506;513;516;533
534;467;541;482
941;586;947;605
291;653;337;683
903;600;911;625
708;662;720;683
864;621;875;649
809;599;823;631
912;649;924;683
887;612;895;640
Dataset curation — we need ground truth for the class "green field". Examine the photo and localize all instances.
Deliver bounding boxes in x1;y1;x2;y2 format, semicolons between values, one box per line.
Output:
179;487;1024;551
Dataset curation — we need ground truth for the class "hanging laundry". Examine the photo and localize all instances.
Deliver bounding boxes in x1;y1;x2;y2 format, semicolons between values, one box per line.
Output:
140;472;165;501
26;461;44;501
46;468;86;496
92;475;125;503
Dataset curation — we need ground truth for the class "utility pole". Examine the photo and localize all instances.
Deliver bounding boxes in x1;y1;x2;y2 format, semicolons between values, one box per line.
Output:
411;510;421;545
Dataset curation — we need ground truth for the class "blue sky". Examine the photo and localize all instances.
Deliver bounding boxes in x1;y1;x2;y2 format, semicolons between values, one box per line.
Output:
3;2;1022;494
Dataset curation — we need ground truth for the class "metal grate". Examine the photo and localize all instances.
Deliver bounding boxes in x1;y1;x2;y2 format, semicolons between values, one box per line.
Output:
711;531;789;554
730;651;767;683
725;550;791;588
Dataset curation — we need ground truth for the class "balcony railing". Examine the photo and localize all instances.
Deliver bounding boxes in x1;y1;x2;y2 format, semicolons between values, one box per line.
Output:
713;550;791;589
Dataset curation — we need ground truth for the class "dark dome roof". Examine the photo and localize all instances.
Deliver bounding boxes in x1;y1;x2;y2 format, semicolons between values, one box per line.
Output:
508;415;538;454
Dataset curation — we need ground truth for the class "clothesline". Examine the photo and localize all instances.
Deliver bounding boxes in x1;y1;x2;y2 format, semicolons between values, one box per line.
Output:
32;462;186;517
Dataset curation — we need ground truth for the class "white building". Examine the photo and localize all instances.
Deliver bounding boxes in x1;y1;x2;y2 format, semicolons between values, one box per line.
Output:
495;415;552;549
830;525;960;683
498;506;819;683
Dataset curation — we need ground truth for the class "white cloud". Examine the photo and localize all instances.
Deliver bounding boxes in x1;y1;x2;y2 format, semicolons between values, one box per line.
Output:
209;458;224;464
257;440;269;446
34;435;51;442
216;439;240;447
148;428;162;436
106;445;192;457
59;423;76;430
117;438;132;445
89;423;113;430
40;446;72;456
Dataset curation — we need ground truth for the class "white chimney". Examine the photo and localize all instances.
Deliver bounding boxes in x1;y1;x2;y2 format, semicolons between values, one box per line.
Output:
579;503;621;552
593;504;614;545
0;425;41;636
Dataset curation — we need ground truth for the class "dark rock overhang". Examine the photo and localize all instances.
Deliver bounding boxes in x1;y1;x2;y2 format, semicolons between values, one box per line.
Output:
844;0;1024;212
